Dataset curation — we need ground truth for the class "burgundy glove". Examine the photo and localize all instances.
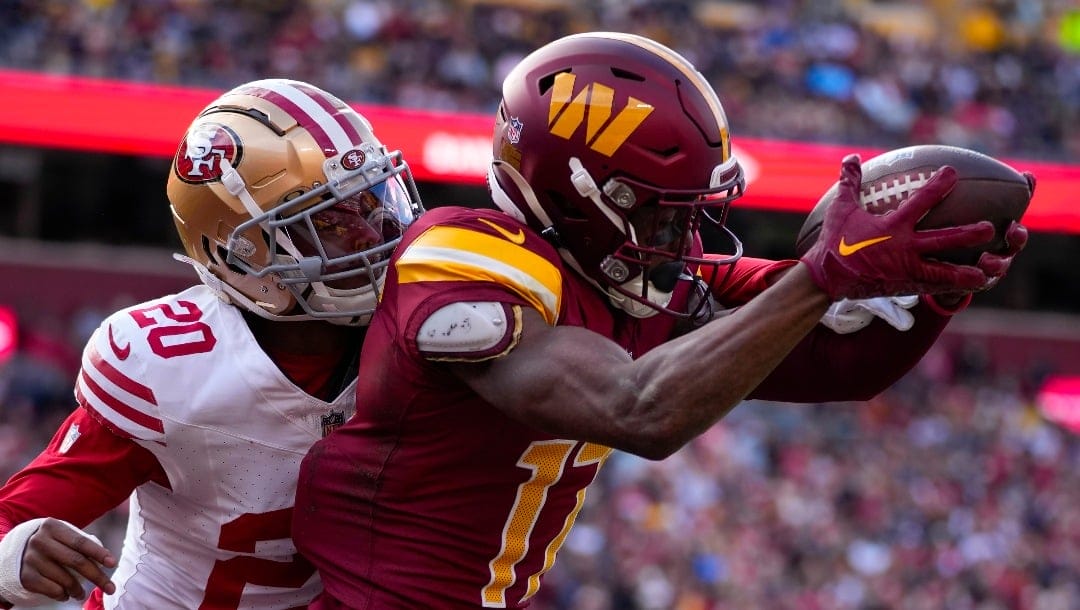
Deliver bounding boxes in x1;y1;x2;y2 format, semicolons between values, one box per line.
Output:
975;170;1032;286
976;220;1028;287
801;154;996;300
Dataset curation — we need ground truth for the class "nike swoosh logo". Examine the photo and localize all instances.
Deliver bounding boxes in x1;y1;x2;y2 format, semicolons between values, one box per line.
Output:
107;324;131;360
838;235;893;256
478;218;526;245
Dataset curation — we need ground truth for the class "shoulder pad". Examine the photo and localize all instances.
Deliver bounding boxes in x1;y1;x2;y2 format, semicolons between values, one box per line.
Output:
395;216;564;325
416;301;520;361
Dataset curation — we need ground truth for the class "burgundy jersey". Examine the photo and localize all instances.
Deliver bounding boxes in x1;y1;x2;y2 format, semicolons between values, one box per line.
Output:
293;206;689;609
293;206;956;608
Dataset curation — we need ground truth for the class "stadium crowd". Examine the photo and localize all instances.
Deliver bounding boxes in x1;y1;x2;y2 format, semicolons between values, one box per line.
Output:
0;0;1077;162
2;301;1078;609
0;1;1078;609
532;351;1080;610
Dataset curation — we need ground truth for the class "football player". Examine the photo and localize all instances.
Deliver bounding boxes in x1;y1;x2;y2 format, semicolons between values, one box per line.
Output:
0;79;423;608
291;33;1029;609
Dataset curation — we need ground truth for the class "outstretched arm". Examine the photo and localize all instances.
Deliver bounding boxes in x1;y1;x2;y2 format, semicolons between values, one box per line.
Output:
450;156;999;460
452;263;832;459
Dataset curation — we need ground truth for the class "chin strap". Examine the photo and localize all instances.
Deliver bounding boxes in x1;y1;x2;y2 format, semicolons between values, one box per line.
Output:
606;281;670;318
490;159;676;318
174;253;309;322
567;157;631;236
218;158;305;261
567;157;680;317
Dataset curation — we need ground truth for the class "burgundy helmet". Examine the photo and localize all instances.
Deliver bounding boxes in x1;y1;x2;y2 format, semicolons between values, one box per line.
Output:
489;32;744;318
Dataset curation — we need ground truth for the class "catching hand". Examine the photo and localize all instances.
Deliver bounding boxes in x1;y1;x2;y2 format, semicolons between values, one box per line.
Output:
975;220;1028;289
972;171;1031;289
801;154;995;300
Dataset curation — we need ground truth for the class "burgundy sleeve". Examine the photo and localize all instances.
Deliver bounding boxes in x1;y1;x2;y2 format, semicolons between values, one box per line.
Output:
748;298;953;402
702;256;799;307
0;407;168;538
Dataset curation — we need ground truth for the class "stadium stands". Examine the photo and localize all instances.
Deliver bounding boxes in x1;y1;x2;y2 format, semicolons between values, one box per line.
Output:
0;0;1076;161
0;2;1077;608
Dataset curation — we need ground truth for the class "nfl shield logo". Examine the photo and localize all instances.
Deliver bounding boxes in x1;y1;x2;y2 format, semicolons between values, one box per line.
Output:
507;117;524;144
321;410;346;437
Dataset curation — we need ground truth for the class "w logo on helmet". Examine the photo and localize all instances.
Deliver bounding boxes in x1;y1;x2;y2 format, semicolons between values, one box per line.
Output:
547;72;653;157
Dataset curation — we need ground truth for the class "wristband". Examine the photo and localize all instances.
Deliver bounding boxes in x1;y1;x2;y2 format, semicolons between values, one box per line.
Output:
0;518;103;607
0;518;54;607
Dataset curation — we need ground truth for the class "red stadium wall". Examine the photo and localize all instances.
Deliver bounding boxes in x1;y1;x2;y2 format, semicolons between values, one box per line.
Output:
1;70;1078;377
2;237;1079;377
0;69;1078;234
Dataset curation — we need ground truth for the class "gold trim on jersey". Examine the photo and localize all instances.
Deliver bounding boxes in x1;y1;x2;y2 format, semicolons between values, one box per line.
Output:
396;226;563;324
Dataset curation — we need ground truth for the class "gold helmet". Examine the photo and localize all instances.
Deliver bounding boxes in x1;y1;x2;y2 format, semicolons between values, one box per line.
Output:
167;78;423;325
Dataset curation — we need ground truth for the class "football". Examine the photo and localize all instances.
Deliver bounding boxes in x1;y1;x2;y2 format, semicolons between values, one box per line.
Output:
794;145;1033;265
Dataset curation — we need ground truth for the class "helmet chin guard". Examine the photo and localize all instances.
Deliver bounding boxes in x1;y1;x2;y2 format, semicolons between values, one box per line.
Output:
606;279;671;319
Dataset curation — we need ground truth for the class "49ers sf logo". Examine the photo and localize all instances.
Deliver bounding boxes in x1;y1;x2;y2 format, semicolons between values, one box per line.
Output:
174;123;242;183
547;72;653;157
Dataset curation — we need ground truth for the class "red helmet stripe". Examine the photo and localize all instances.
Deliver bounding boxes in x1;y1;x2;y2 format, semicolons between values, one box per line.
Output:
237;80;358;157
294;82;364;146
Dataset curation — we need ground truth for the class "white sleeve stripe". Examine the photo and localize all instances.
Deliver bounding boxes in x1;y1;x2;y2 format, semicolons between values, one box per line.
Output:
242;79;356;154
86;342;157;404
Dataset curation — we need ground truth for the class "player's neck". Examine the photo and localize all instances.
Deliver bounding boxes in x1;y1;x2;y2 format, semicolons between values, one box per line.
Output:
243;312;364;356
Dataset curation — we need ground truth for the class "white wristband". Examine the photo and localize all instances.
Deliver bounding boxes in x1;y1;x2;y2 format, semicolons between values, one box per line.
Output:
0;518;102;607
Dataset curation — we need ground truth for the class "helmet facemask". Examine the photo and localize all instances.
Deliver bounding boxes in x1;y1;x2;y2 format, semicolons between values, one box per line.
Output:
572;158;746;318
168;78;425;327
224;148;420;325
488;32;750;320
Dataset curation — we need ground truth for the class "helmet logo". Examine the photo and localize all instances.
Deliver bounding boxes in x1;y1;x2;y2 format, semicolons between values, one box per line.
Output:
507;117;524;144
341;148;366;171
547;72;653;157
174;123;241;183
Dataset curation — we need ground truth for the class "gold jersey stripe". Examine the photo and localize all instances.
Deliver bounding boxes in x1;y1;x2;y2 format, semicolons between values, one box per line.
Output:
397;226;563;324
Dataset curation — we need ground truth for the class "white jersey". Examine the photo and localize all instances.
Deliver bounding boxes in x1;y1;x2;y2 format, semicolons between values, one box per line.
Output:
75;286;355;610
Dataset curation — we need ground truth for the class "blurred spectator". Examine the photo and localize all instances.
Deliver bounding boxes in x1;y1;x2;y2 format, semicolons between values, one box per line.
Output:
0;0;1076;161
0;2;1077;608
528;345;1080;610
0;304;124;610
3;303;1075;609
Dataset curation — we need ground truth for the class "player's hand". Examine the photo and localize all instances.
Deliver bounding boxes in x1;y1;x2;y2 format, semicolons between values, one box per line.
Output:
801;154;996;300
0;518;117;605
975;220;1028;289
970;171;1031;289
